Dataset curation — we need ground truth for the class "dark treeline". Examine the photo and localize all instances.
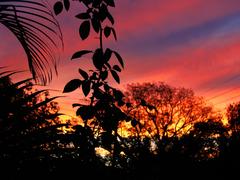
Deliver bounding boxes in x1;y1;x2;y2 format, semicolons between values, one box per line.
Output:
1;0;240;179
1;72;240;179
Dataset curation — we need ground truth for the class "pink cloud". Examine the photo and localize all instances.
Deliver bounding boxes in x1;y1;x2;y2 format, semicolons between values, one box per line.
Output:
114;0;240;41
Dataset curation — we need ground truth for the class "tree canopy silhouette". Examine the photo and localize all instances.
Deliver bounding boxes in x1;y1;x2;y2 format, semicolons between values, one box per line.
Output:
227;102;240;133
123;82;218;140
0;69;71;177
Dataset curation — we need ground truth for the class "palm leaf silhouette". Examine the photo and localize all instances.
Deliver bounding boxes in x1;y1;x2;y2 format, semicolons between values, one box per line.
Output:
0;0;63;85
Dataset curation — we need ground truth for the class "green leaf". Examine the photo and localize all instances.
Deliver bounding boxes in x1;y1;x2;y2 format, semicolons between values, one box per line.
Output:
75;13;90;19
114;51;124;68
54;1;63;15
111;70;120;84
93;48;104;70
104;0;115;7
64;0;70;11
104;48;112;62
79;68;89;80
113;65;121;72
63;79;82;93
79;21;91;40
82;80;91;96
104;26;111;38
71;50;92;60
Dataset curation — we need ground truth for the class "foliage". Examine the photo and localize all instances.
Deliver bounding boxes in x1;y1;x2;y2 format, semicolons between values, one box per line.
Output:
55;0;127;166
180;120;227;161
0;0;63;84
0;69;69;176
123;82;217;140
2;0;240;178
227;102;240;133
53;2;240;178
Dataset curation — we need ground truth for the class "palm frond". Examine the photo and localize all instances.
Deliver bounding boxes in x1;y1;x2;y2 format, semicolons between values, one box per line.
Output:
0;0;63;85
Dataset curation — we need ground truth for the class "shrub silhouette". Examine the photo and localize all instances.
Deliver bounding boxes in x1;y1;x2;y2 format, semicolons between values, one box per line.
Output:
0;69;69;178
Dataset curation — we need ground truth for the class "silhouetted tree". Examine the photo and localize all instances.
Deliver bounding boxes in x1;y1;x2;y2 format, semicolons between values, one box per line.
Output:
180;120;227;161
217;102;240;176
0;69;70;177
123;82;217;146
227;102;240;133
54;0;127;169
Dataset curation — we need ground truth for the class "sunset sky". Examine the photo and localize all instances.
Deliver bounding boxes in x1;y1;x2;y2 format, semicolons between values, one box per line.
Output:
1;0;240;118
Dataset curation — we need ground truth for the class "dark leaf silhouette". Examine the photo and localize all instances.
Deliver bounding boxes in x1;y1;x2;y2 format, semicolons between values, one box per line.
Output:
104;48;112;62
111;27;117;40
79;68;89;80
104;26;111;38
114;51;124;68
71;50;92;60
54;1;64;15
100;70;108;81
107;12;114;24
99;4;108;21
93;48;104;70
82;80;91;96
76;106;94;121
111;70;120;84
104;84;110;92
91;16;100;33
79;20;90;40
113;89;124;101
63;79;82;93
92;0;101;8
64;0;70;11
76;13;90;19
104;0;115;7
113;65;121;72
72;103;82;108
